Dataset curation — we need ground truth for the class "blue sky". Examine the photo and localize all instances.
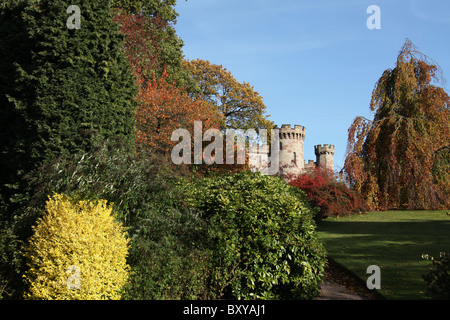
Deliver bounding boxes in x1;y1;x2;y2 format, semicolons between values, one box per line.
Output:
174;0;450;171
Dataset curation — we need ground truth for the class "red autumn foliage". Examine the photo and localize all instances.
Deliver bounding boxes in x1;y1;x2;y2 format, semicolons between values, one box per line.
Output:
134;69;224;155
114;10;249;176
113;11;167;78
289;166;366;219
114;11;225;161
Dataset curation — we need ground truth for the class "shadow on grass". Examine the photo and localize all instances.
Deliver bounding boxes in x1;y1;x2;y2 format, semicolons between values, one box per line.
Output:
319;220;450;236
317;219;450;299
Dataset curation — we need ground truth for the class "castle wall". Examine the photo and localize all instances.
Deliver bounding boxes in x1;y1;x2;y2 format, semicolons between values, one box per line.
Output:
247;124;334;177
304;159;316;171
248;144;269;172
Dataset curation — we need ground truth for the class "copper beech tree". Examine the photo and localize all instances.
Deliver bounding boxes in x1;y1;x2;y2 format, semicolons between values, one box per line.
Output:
343;39;450;210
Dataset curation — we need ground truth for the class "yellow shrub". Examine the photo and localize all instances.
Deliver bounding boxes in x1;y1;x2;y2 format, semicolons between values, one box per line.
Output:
23;193;131;300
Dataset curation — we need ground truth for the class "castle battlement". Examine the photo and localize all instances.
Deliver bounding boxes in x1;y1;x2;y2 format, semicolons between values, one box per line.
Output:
249;124;334;178
314;144;335;155
277;124;306;132
275;124;305;140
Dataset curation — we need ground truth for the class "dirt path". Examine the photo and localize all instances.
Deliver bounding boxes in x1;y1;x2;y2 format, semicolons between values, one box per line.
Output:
317;279;369;300
316;259;381;300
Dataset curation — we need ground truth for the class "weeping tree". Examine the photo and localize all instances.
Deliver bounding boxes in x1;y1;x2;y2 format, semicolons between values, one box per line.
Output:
343;39;450;210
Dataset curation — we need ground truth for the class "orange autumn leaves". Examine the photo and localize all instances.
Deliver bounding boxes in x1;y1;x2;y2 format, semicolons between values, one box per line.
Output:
343;40;450;210
114;11;224;155
134;70;224;154
114;12;162;77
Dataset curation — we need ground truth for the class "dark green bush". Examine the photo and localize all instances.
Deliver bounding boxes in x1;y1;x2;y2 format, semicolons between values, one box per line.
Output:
122;206;211;299
181;171;327;299
0;0;137;222
0;221;23;299
422;252;450;299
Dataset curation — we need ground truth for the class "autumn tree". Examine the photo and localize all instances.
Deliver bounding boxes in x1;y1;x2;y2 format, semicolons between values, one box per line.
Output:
113;1;196;90
114;5;235;170
343;39;450;210
115;0;178;20
135;69;224;157
183;59;274;131
114;4;258;172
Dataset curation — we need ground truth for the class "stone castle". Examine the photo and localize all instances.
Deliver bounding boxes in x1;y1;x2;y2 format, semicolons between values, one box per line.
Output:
249;124;335;177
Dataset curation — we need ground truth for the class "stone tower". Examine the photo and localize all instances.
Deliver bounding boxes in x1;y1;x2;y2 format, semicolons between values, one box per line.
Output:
277;124;305;176
314;144;335;171
247;124;335;177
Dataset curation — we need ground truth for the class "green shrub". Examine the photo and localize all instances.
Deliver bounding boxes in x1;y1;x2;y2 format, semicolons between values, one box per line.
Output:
122;206;211;300
0;220;23;299
0;0;137;223
422;252;450;299
1;136;209;299
182;171;327;299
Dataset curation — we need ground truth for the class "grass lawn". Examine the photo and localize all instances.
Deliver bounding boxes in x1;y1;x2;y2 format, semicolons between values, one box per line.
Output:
317;210;450;299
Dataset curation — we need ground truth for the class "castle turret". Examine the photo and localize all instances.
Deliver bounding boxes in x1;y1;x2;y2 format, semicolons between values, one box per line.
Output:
276;124;306;176
314;144;335;171
247;123;335;178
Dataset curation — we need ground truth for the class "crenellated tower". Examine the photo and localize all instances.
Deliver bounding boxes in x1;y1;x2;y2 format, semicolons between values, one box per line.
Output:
314;144;335;171
248;123;334;178
276;124;306;176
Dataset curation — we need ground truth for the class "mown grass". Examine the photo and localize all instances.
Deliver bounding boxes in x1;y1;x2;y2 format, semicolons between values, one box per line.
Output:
317;210;450;299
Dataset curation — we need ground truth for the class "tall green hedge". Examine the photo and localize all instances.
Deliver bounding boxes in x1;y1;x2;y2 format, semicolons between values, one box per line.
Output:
0;0;137;217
